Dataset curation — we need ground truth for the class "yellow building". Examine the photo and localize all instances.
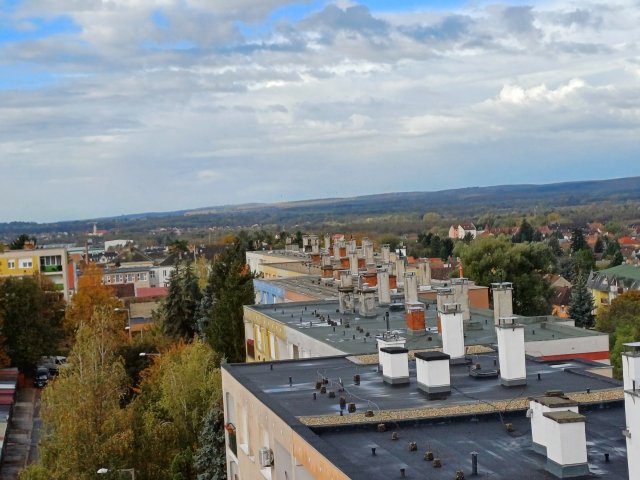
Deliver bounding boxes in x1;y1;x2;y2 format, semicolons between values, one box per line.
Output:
0;247;71;300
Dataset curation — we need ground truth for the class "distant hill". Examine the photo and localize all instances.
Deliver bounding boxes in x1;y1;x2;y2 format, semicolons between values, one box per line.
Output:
1;176;639;238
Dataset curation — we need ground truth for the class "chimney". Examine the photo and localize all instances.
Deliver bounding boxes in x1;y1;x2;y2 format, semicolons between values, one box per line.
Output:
338;286;355;314
334;240;346;260
349;252;359;276
405;302;425;335
496;317;526;387
492;282;513;325
529;393;580;456
348;239;357;254
415;351;451;399
324;234;331;253
452;278;470;321
362;238;374;265
359;288;377;318
622;342;640;480
395;259;405;286
302;235;311;252
377;332;407;372
440;303;465;362
381;244;391;263
542;411;589;478
377;269;391;305
379;347;409;385
310;235;320;254
321;254;331;267
403;272;418;304
436;286;455;332
416;259;431;287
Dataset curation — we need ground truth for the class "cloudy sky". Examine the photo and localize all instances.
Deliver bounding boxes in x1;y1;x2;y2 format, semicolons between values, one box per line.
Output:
1;0;639;222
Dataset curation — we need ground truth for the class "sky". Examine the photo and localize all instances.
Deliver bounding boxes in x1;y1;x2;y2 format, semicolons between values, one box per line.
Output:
1;0;639;223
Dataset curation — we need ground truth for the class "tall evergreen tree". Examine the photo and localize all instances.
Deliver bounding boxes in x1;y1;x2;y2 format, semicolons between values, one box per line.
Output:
194;406;227;480
163;262;202;340
570;228;587;253
569;272;595;328
205;242;254;363
513;219;534;243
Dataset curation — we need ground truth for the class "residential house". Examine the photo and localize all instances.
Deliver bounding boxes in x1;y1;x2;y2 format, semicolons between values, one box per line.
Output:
448;222;477;239
0;246;73;300
588;264;640;310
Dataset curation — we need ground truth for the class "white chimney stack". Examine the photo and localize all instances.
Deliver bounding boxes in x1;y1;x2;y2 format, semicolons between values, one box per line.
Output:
403;272;418;304
492;282;513;326
440;303;465;362
452;278;470;321
379;347;409;385
436;286;455;331
542;411;589;478
377;268;391;306
377;335;406;371
416;259;431;287
324;234;331;253
496;317;526;387
349;252;359;276
529;393;580;456
362;238;374;265
622;342;640;480
415;351;451;399
358;288;377;318
395;259;405;285
381;244;390;263
338;286;355;314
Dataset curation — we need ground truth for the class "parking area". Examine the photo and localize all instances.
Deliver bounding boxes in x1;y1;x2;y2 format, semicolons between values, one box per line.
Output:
0;385;39;480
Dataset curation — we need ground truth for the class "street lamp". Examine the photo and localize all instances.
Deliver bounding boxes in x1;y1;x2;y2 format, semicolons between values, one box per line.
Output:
97;467;135;479
114;308;131;339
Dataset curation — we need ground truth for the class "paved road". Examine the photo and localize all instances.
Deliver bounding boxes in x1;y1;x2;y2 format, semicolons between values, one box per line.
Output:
0;386;39;480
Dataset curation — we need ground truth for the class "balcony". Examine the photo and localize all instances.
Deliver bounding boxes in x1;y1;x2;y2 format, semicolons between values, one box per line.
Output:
41;265;63;273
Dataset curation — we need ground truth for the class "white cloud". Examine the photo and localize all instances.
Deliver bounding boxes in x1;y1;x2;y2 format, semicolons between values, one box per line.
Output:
1;0;640;222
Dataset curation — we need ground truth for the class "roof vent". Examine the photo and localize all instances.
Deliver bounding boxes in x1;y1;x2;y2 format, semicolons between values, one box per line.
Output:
258;447;273;468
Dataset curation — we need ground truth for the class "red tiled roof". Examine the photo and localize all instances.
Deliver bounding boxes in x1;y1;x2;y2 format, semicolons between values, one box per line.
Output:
136;287;168;298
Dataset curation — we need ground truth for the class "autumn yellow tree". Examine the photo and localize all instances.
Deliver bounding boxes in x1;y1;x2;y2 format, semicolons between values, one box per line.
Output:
65;263;122;333
128;340;221;479
20;306;131;480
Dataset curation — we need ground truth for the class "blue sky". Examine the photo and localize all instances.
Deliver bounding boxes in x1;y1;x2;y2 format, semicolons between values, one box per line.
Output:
0;0;639;222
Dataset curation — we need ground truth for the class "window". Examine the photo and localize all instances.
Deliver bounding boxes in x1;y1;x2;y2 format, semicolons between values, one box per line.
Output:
140;273;147;281
19;259;33;269
8;260;15;269
116;274;123;282
106;276;111;284
149;271;156;279
125;274;134;282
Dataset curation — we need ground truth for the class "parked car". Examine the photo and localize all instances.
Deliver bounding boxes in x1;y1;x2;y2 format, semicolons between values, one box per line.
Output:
33;367;49;388
39;355;67;376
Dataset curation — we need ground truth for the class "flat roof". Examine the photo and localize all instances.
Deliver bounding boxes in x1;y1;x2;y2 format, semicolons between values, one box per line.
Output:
314;404;626;479
224;355;626;479
247;300;604;356
255;276;339;300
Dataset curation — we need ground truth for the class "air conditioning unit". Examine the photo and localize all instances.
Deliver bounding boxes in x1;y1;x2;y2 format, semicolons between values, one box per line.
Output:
259;447;273;468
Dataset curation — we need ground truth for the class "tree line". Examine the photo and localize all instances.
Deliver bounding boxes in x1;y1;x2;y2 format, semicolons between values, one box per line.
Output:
20;237;254;480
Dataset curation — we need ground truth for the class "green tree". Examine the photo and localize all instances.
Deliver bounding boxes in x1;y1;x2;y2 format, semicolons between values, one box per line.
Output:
573;248;596;275
610;250;624;267
594;237;605;254
440;237;454;260
548;236;563;257
129;341;221;479
454;236;555;316
205;243;254;363
0;275;65;370
9;234;36;250
163;263;202;340
570;228;587;253
194;406;227;480
512;219;534;243
568;273;595;328
595;291;640;377
27;307;131;479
